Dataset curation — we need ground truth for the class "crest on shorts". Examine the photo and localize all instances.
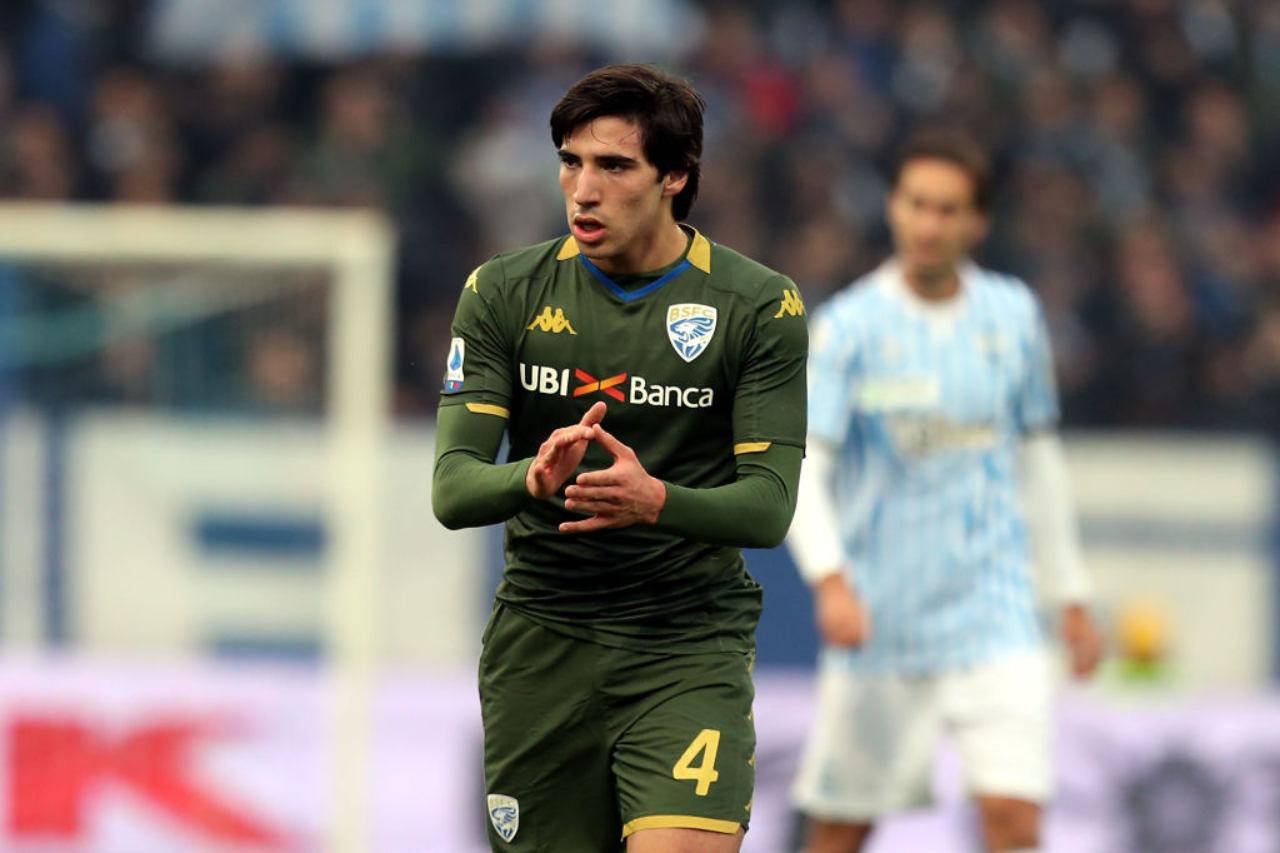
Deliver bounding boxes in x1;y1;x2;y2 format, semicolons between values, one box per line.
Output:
666;304;717;363
487;794;519;842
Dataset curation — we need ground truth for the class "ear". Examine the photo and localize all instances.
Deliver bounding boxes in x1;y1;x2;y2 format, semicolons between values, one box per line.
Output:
661;169;689;199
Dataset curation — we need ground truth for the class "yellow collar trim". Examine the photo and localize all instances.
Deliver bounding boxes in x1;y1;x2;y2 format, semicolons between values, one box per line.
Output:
686;228;712;273
556;236;580;260
555;228;712;273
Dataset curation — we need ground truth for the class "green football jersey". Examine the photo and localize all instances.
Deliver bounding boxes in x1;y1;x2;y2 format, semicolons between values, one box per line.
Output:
441;226;807;653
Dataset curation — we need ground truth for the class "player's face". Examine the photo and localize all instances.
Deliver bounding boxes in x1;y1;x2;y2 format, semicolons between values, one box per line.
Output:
887;158;989;279
558;116;687;273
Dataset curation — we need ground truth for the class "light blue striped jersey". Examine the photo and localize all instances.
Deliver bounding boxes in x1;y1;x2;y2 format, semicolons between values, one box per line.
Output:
808;260;1058;673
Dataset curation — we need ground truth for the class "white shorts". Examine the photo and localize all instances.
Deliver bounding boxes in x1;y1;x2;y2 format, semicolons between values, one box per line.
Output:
791;648;1053;823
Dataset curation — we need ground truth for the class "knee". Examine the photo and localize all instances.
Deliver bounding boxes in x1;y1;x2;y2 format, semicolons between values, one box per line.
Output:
978;796;1040;851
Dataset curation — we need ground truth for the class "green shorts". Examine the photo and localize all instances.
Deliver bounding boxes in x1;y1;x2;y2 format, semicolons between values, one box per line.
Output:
478;604;756;852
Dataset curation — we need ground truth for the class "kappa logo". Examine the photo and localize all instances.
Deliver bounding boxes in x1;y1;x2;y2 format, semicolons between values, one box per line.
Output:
463;267;480;293
527;306;577;335
487;794;519;842
773;288;806;318
443;337;465;393
666;304;717;362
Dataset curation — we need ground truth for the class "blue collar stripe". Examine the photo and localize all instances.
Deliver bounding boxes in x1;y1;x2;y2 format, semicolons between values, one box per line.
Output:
579;256;693;303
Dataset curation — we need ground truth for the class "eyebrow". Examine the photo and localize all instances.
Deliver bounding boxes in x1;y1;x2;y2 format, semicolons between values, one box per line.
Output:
597;155;638;168
907;190;963;207
557;149;639;168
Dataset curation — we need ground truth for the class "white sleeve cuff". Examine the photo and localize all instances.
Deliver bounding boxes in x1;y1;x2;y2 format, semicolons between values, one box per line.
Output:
786;438;848;586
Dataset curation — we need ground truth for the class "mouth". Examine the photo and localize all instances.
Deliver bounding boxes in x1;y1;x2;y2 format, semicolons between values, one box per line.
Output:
572;215;606;244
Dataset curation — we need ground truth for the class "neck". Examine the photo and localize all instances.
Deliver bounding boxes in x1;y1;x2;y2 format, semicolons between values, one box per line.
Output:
594;221;688;276
902;263;962;302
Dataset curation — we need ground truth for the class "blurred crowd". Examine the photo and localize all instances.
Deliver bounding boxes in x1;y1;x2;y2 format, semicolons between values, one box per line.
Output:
1;0;1279;431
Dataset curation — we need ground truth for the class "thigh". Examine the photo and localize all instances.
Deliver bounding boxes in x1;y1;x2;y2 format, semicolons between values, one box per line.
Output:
626;827;745;853
943;649;1054;804
791;665;941;822
479;606;618;852
608;649;756;844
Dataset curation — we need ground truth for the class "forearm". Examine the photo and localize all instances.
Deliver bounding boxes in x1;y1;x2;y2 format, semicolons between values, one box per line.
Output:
785;438;848;585
433;451;532;529
431;405;532;529
655;444;802;548
1021;430;1092;603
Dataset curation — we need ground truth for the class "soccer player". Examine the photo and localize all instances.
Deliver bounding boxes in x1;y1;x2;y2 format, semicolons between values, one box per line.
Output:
786;130;1104;853
431;65;807;853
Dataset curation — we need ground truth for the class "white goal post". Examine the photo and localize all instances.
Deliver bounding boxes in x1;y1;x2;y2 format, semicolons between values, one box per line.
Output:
0;202;395;853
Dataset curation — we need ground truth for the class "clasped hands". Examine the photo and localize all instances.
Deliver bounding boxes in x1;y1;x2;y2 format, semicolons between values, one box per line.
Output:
524;401;667;534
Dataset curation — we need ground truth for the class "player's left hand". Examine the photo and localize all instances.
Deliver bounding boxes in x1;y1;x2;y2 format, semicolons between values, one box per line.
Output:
1062;603;1104;679
559;424;667;533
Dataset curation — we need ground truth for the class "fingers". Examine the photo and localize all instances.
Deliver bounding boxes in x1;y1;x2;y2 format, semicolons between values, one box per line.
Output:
529;425;594;498
818;599;870;648
822;623;864;648
541;426;592;461
558;514;620;534
536;442;563;473
575;469;620;487
592;424;629;457
537;443;561;469
579;401;607;428
564;484;618;502
557;425;594;446
1063;618;1104;680
564;498;622;515
565;480;622;510
1073;639;1103;679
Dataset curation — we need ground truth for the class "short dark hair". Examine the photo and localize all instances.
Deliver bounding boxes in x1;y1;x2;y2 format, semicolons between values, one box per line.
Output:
892;129;994;214
550;64;705;221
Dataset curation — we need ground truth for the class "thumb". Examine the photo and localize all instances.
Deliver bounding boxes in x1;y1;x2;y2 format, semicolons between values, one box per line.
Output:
579;401;607;428
592;423;627;457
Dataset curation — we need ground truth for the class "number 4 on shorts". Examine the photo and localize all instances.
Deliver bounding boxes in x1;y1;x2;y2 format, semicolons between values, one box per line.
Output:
672;729;721;796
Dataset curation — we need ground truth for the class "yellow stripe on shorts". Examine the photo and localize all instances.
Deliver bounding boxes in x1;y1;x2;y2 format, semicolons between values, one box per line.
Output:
620;815;741;838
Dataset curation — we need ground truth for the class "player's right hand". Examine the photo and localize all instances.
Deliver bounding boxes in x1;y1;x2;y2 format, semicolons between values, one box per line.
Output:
525;401;608;499
814;573;871;648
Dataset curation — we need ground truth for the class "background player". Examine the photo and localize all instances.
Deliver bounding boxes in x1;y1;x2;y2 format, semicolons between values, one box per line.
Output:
786;129;1104;853
432;64;807;852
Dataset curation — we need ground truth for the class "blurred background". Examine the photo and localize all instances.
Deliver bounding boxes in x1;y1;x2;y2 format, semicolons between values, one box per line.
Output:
0;0;1277;850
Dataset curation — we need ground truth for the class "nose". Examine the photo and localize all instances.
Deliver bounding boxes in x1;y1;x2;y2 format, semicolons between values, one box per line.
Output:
916;209;944;240
573;165;602;207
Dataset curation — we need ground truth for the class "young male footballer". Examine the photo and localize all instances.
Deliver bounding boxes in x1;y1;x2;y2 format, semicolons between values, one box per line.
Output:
786;130;1103;853
432;64;807;852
